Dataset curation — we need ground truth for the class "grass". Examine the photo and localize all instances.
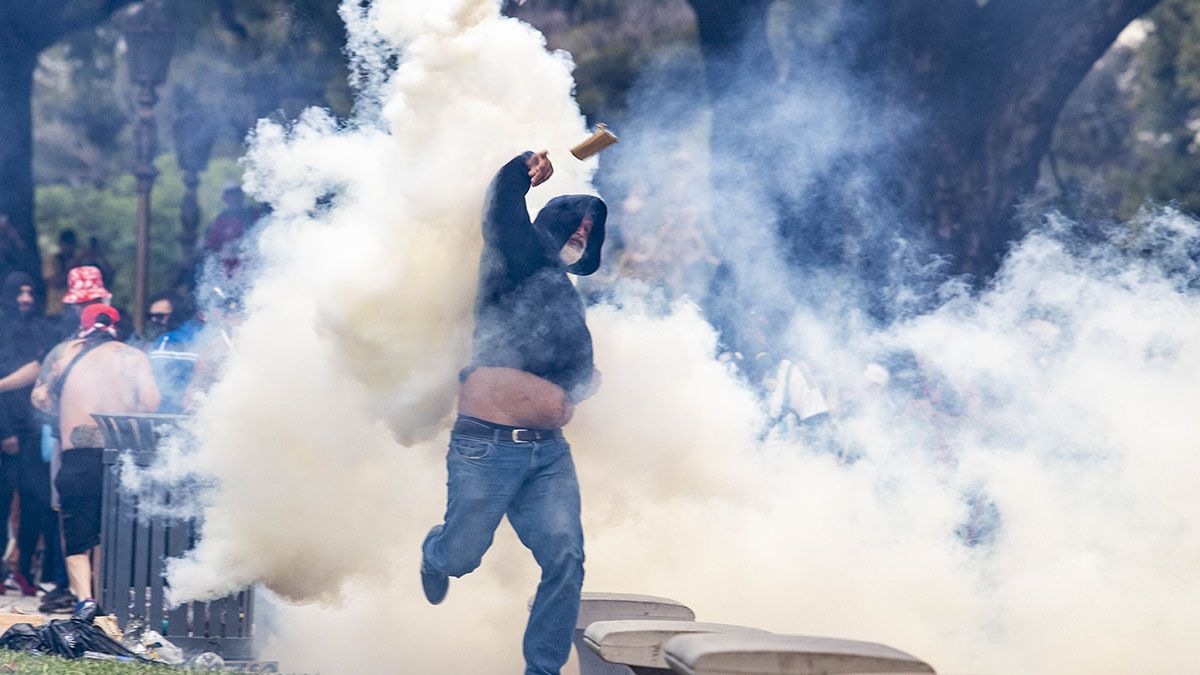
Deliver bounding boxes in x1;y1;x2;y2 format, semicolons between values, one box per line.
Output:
0;651;289;673
0;652;187;674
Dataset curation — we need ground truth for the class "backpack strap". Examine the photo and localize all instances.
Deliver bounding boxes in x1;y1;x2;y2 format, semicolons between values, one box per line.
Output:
50;335;114;402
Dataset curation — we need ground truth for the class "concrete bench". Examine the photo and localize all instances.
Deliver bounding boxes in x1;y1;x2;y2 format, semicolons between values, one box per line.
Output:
539;592;695;675
575;592;696;626
663;632;936;674
583;620;769;675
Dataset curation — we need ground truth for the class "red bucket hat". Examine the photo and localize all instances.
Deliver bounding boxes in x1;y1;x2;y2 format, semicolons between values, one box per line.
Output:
62;266;111;304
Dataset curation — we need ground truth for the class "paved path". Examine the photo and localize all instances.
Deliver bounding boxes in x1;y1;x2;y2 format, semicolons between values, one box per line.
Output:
0;591;72;619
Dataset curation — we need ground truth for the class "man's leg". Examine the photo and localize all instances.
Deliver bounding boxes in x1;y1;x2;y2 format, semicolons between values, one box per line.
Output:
64;551;91;601
0;451;17;576
59;489;99;600
36;515;72;612
43;515;68;588
506;440;584;675
55;449;103;603
16;431;51;585
421;436;530;593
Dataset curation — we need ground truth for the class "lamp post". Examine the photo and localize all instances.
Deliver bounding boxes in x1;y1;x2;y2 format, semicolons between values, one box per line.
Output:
173;91;216;275
123;0;174;335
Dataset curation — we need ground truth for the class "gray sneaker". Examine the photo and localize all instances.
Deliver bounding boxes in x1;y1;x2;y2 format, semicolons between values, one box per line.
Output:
38;588;78;614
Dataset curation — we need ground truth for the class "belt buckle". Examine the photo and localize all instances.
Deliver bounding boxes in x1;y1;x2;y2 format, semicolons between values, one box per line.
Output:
511;428;528;443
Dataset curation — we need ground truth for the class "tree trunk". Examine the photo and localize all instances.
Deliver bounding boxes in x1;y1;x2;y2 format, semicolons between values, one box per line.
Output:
685;0;1164;283
0;0;142;286
0;49;41;279
900;0;1165;278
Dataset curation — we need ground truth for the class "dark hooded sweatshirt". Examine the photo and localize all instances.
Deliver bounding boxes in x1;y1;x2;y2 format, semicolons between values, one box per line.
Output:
468;152;607;402
0;272;53;437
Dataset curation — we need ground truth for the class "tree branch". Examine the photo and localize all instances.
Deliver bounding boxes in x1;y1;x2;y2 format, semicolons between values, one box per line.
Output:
0;1;71;52
685;0;774;95
217;0;250;41
990;0;1161;138
49;0;140;49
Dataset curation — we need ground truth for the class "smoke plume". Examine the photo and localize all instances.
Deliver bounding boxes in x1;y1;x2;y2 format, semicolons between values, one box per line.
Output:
153;1;1200;674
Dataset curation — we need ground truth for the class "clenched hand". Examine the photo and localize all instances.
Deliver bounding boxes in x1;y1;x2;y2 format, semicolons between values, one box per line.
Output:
527;151;554;187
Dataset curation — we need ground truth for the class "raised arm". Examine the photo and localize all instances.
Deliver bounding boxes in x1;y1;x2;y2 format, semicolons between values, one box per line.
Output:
482;151;554;278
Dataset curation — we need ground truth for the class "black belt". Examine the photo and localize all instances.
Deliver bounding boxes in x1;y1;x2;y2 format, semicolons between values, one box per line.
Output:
452;416;563;443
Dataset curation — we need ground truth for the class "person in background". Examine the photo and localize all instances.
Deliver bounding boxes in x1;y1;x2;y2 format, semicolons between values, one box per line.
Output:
144;291;205;413
57;266;112;340
143;292;177;343
0;273;34;595
205;184;255;277
760;355;842;458
67;237;114;291
51;231;77;285
180;287;242;409
0;273;69;604
32;305;159;611
44;230;78;317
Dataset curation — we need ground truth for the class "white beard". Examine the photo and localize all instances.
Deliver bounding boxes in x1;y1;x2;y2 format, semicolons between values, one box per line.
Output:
560;241;585;266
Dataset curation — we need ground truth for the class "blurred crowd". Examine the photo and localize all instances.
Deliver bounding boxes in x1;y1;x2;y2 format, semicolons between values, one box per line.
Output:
714;316;1002;548
0;187;250;616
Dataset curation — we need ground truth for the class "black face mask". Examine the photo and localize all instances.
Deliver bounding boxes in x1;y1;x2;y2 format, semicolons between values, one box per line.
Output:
143;320;168;341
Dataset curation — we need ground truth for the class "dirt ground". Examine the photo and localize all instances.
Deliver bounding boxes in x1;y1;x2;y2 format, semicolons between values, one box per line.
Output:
0;589;71;619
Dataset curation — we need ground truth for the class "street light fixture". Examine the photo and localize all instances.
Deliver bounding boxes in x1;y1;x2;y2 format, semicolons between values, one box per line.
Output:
122;0;175;335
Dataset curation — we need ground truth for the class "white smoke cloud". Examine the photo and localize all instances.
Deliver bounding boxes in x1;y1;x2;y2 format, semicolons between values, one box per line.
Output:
166;0;596;607
153;1;1200;674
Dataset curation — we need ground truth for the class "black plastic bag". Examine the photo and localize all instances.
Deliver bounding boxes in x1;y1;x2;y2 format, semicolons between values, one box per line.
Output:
0;623;45;652
0;616;140;660
46;618;140;659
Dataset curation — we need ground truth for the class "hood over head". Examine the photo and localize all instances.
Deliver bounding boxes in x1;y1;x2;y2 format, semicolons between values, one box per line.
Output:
1;271;36;317
532;195;607;276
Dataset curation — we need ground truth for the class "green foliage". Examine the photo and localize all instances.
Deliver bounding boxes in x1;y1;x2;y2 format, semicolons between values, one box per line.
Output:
33;27;129;185
1126;0;1200;210
165;0;352;149
36;156;243;308
1048;0;1200;218
34;0;350;187
509;0;696;118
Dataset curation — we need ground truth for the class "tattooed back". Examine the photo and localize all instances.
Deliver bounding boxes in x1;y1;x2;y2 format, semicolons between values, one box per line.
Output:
32;339;161;449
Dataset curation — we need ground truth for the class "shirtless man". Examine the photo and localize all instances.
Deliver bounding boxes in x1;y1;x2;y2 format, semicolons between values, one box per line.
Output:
32;304;159;606
421;150;606;675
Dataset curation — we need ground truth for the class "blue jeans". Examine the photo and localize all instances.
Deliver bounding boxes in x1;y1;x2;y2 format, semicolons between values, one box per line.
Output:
423;434;585;675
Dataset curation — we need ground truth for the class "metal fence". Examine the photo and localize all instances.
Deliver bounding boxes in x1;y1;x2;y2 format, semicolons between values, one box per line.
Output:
92;412;255;659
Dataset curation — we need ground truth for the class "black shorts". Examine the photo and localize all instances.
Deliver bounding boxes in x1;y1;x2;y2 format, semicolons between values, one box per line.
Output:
55;448;105;556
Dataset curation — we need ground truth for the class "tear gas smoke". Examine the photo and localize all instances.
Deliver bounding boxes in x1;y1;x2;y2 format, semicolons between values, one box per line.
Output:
165;0;597;601
153;1;1200;674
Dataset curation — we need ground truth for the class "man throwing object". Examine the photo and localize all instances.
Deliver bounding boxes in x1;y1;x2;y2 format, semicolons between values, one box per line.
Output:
421;150;606;675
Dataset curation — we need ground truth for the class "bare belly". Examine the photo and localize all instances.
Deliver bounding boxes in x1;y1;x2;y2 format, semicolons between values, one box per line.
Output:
458;367;574;429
